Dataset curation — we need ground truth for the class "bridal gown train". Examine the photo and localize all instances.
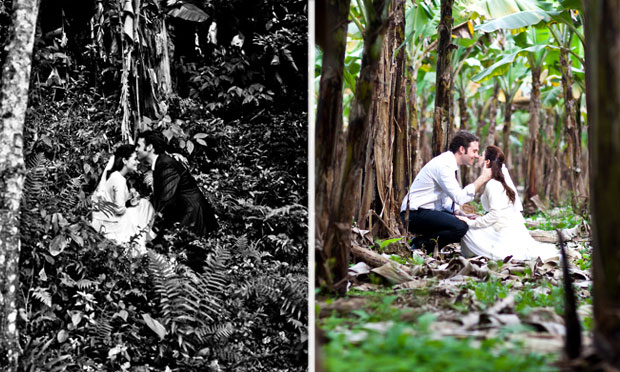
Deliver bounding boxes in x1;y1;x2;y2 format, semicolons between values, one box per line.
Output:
460;179;559;261
91;171;155;255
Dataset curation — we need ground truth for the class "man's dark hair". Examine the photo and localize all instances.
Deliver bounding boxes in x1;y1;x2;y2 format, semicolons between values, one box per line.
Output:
137;130;167;155
448;130;479;153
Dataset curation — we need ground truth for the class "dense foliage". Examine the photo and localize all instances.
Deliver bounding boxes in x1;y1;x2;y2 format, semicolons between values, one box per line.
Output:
1;0;308;370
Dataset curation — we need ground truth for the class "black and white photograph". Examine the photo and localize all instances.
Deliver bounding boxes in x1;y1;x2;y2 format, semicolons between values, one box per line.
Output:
0;0;307;371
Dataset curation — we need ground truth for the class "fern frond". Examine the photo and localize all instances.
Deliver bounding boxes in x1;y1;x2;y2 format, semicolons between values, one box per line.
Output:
25;151;45;169
76;279;99;290
31;287;52;307
58;177;83;212
91;314;113;344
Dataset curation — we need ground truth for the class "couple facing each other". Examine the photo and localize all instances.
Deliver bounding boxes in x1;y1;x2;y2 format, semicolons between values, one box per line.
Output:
91;131;218;255
400;130;557;261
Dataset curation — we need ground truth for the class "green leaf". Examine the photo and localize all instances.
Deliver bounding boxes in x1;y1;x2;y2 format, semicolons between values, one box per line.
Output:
167;3;209;23
475;10;550;33
472;44;548;82
142;313;168;340
49;235;69;256
57;330;68;343
559;0;583;12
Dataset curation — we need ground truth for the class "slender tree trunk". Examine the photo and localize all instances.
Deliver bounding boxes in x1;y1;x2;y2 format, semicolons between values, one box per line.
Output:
315;0;351;287
431;0;453;156
0;0;40;368
559;47;584;210
323;0;389;293
584;0;620;366
405;62;420;229
459;93;471;186
418;94;431;170
576;93;589;203
525;64;541;201
551;112;562;204
458;95;469;130
485;82;500;147
502;100;513;167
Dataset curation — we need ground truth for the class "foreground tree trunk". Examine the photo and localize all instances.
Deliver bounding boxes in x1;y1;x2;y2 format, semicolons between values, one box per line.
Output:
431;0;453;156
359;0;406;237
583;0;620;366
0;0;40;368
322;0;389;293
314;0;351;288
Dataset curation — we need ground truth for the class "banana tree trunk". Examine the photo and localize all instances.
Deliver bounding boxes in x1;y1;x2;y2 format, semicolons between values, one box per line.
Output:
431;0;453;157
0;0;40;369
559;48;584;210
389;0;408;236
406;62;420;212
418;94;431;170
525;64;541;201
315;0;351;288
485;82;500;148
322;0;389;293
584;0;620;365
502;100;513;167
458;94;471;186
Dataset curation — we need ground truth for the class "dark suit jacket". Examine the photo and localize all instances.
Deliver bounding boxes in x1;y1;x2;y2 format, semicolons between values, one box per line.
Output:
152;154;218;235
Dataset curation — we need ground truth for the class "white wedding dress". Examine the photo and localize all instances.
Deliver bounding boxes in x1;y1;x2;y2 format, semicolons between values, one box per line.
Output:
460;179;559;261
91;171;155;256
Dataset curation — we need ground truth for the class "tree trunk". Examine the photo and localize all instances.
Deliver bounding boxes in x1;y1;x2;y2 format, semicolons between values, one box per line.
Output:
458;94;471;186
431;0;453;157
584;0;620;366
322;0;389;294
0;0;40;368
485;82;500;148
315;0;351;287
525;64;541;201
559;47;584;210
388;0;408;236
405;63;420;227
417;94;431;170
502;100;513;167
357;0;408;236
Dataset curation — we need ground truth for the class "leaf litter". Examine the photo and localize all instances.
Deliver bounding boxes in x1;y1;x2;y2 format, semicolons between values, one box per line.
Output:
318;219;593;367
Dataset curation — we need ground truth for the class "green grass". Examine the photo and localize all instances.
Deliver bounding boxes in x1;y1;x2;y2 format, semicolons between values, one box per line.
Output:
323;314;557;372
462;276;512;309
526;206;583;231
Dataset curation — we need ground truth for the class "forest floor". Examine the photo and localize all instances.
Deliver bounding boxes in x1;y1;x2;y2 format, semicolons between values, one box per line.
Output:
317;207;592;372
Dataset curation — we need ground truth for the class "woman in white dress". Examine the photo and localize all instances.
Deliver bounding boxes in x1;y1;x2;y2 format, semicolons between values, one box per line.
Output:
458;145;558;261
91;144;155;256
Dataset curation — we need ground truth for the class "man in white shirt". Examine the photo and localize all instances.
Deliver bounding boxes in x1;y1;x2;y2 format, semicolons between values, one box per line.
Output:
400;131;492;252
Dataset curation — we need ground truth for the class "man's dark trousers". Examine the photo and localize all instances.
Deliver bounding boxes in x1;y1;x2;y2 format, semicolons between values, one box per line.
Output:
400;208;468;250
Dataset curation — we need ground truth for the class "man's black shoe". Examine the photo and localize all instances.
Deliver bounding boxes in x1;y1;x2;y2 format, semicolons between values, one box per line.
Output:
410;236;434;253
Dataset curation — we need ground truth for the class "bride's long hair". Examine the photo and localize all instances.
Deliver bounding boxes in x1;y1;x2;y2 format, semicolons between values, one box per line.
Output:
484;145;516;204
107;144;136;179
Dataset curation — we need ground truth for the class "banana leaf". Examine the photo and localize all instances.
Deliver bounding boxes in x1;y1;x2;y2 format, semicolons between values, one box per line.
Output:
472;44;554;82
475;10;550;33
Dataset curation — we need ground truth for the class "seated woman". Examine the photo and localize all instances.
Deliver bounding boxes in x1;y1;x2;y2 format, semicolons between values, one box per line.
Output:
458;145;558;261
91;144;155;256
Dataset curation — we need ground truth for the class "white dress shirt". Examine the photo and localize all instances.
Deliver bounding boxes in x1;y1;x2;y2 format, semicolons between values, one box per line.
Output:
400;151;476;212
